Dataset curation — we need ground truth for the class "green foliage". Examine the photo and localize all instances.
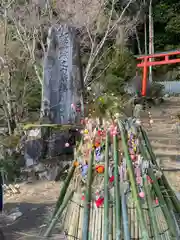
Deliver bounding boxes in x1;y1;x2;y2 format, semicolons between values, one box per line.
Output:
153;0;180;50
98;47;136;96
0;155;21;182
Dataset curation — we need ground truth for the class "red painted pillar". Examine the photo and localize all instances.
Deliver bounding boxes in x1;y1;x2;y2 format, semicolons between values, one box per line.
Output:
141;57;148;96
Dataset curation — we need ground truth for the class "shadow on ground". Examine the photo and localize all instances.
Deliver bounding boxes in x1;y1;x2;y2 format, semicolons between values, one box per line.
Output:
1;202;54;240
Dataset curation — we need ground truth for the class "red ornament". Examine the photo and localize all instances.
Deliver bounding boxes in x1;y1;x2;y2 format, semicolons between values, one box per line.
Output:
147;175;153;184
109;176;114;182
155;197;159;205
130;154;136;161
95;197;104;207
97;130;102;136
82;195;85;200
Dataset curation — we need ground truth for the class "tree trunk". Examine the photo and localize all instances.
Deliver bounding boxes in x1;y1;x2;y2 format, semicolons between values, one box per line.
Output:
135;27;142;55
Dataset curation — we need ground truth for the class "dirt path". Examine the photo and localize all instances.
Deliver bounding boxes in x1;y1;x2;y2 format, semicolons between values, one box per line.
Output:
1;181;61;240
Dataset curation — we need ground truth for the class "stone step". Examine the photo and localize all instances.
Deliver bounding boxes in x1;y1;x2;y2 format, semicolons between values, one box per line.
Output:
151;143;178;151
148;138;179;145
153;149;179;158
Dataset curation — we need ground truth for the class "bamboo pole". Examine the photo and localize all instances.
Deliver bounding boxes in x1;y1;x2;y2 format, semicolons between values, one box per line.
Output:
140;128;180;212
104;132;109;240
113;135;121;239
89;203;93;240
159;179;180;236
68;200;76;239
118;120;149;239
82;150;94;240
148;168;178;238
97;207;102;240
121;191;130;240
120;164;130;240
140;127;157;166
161;175;180;213
108;205;113;240
101;207;104;240
44;190;74;237
112;203;116;239
53;164;76;217
143;174;159;240
94;208;99;240
92;206;96;238
78;201;83;240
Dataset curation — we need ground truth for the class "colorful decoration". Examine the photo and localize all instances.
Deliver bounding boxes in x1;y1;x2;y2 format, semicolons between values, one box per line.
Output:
110;125;117;136
71;103;75;109
84;129;89;134
109;175;114;182
139;191;145;198
74;161;79;167
95;146;101;158
81;165;88;177
95;192;104;208
82;193;85;200
155;197;159;205
95;165;105;174
147;175;153;184
65;142;70;147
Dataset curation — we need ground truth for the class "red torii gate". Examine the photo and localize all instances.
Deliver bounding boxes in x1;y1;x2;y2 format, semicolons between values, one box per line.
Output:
136;50;180;96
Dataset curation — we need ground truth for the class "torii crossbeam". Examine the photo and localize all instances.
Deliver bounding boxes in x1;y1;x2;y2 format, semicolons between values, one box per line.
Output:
136;50;180;96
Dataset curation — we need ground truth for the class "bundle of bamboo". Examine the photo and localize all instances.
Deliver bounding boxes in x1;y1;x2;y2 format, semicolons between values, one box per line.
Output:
43;117;180;240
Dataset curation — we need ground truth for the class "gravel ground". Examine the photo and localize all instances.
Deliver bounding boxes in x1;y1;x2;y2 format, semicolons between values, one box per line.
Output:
1;181;62;240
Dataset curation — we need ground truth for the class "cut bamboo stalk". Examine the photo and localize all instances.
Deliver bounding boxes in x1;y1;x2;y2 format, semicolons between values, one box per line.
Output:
53;164;76;217
88;203;93;240
130;201;134;238
143;175;160;240
161;175;180;213
144;207;151;238
121;192;130;240
67;200;76;239
128;204;131;239
74;201;80;239
148;168;178;238
134;206;138;239
76;203;81;239
118;120;149;239
102;207;104;240
44;190;74;237
113;203;116;239
63;202;71;231
82;150;94;240
77;201;83;240
92;205;96;238
113;135;121;239
140;127;180;213
95;207;99;240
104;132;109;240
97;207;102;240
109;205;113;240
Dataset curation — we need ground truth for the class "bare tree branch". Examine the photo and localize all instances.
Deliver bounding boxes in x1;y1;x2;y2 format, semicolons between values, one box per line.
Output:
84;0;135;86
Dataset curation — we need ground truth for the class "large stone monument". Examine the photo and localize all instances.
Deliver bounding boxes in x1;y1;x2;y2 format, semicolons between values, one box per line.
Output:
42;25;84;124
23;25;84;178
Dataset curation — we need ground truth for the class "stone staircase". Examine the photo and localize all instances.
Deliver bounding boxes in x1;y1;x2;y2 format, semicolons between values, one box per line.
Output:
142;97;180;192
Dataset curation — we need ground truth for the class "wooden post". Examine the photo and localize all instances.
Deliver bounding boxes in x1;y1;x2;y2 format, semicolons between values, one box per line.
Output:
141;57;148;96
